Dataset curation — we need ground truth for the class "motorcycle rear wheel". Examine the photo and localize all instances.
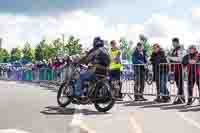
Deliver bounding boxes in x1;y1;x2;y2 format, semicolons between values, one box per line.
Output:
94;82;115;112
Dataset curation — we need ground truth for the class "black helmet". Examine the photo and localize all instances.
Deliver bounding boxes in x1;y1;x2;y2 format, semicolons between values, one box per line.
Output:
93;37;104;48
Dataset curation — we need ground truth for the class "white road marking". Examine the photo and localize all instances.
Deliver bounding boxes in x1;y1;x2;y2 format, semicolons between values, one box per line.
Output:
79;123;97;133
130;113;143;133
0;129;31;133
176;112;200;130
70;105;96;133
71;105;83;126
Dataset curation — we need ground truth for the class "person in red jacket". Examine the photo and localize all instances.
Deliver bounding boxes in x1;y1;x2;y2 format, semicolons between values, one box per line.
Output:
182;45;200;105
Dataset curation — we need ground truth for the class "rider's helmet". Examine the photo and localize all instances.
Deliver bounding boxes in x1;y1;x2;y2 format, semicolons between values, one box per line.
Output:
93;37;104;48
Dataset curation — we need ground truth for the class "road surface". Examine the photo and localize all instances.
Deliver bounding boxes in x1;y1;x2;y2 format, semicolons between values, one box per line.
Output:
0;81;200;133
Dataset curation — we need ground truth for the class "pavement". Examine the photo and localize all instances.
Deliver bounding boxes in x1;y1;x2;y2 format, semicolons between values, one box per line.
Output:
0;81;200;133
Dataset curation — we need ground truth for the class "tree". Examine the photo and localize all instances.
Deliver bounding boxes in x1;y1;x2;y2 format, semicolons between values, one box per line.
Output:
35;44;44;61
43;43;56;61
119;37;129;61
0;48;9;63
10;48;21;62
52;38;63;53
22;42;34;62
51;38;63;58
64;35;82;56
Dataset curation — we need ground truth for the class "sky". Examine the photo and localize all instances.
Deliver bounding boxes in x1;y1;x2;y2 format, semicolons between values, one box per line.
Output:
1;0;200;50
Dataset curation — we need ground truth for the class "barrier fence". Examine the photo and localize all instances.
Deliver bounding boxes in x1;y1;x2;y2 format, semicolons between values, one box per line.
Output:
0;63;200;104
121;63;200;103
0;67;66;86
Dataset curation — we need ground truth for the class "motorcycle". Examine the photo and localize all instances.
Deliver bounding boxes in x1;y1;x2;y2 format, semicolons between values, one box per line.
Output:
57;61;115;112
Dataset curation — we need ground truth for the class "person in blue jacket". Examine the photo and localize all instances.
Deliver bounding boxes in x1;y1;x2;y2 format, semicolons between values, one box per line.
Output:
132;42;147;101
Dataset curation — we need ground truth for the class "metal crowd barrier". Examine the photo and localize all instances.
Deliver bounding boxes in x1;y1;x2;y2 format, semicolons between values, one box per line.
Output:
0;67;66;87
121;63;200;104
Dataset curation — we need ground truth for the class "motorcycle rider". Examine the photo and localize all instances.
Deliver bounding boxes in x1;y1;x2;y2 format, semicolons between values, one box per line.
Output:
74;37;111;97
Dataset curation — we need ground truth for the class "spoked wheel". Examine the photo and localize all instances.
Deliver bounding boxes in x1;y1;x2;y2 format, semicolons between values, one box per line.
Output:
94;82;115;112
57;82;72;107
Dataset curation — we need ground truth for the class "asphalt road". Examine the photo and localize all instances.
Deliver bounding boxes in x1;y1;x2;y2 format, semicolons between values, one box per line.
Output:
1;81;200;133
0;81;78;133
78;96;200;133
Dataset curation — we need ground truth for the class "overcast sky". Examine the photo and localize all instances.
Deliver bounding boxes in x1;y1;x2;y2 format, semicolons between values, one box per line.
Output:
1;0;200;50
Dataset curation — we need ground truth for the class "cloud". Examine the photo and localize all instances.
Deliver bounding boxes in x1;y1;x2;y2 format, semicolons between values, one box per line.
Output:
191;8;200;18
124;11;200;49
142;14;191;48
1;7;200;51
0;11;125;50
0;0;103;15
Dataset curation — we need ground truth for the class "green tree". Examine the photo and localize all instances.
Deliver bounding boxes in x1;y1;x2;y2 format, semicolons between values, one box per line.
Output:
35;42;44;61
10;48;21;62
64;35;82;56
52;38;63;53
0;48;9;63
43;43;56;61
22;42;34;62
119;37;129;61
51;38;63;58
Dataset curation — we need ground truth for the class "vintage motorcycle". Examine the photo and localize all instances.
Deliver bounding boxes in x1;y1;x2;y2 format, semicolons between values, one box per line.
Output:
57;60;115;112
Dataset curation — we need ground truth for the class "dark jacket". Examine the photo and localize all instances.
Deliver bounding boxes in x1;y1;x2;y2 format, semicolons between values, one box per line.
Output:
169;46;184;76
132;48;147;64
182;52;200;78
150;50;168;81
81;47;110;76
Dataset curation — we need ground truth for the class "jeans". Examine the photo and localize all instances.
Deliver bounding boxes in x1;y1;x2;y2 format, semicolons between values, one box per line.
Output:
188;76;200;102
134;66;145;98
110;69;121;97
159;73;169;96
174;68;184;96
75;71;96;96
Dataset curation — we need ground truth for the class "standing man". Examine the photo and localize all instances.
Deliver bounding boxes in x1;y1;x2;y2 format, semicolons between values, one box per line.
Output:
167;38;186;104
132;42;147;101
182;45;200;105
110;40;123;99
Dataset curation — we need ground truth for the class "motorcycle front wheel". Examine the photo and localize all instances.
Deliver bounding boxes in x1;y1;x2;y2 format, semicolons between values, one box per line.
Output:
57;82;72;107
94;81;115;112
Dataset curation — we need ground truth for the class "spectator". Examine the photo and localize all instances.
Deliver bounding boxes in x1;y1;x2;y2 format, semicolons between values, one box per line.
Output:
182;45;200;105
168;38;186;104
109;40;123;99
132;42;147;101
48;59;53;69
150;43;170;103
